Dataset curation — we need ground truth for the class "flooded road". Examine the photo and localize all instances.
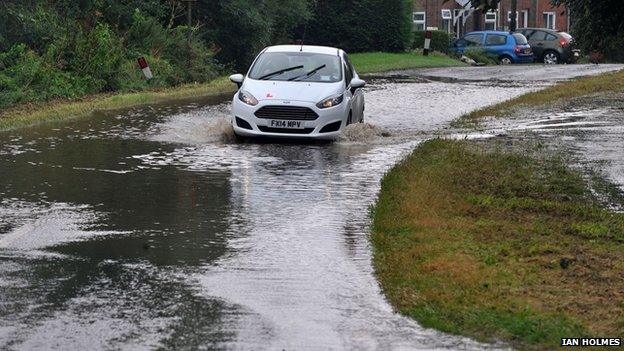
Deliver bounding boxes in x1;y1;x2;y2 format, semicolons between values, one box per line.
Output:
0;65;621;350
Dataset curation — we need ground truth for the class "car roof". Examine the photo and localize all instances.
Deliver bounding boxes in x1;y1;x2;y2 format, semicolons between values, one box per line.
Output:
465;31;514;36
517;27;557;33
264;45;340;56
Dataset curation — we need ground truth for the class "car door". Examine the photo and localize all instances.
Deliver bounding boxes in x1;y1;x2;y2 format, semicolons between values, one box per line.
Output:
346;56;365;122
342;54;361;123
453;33;484;55
527;30;547;58
484;33;508;57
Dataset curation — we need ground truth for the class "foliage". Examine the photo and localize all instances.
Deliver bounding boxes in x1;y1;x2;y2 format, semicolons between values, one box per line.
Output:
412;30;454;54
463;48;499;65
552;0;624;62
305;0;413;53
0;0;426;109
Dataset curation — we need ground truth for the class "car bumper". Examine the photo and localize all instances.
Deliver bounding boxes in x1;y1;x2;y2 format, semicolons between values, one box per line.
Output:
514;54;535;63
231;98;348;140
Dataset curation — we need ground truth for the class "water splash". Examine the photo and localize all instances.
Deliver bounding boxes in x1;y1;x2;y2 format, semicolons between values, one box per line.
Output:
339;123;391;142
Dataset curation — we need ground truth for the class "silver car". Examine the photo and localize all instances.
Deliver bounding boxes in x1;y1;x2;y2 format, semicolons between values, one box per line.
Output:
229;45;366;140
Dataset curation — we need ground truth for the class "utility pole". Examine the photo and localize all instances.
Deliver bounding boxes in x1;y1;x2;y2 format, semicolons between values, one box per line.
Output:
510;0;518;32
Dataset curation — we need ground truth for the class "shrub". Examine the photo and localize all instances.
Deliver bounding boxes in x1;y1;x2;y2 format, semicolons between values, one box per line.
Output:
412;30;454;55
0;44;89;108
304;0;413;53
463;48;499;65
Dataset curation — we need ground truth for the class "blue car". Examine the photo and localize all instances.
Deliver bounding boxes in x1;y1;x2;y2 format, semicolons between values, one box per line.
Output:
450;31;534;64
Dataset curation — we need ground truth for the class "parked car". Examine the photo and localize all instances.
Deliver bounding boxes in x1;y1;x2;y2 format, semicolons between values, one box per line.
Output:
229;45;365;140
450;31;534;64
517;28;581;64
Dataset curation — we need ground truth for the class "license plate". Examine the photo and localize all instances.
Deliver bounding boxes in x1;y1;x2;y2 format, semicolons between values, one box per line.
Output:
268;119;305;129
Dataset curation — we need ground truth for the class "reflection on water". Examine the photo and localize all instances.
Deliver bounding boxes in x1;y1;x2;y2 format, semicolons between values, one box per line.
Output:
0;77;531;350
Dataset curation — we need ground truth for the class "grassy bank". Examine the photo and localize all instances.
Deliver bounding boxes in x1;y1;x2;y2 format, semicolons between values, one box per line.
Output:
458;69;624;125
0;77;235;131
0;51;461;131
372;139;624;350
350;51;462;74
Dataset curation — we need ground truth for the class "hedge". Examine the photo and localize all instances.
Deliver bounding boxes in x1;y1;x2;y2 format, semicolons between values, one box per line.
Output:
412;30;454;55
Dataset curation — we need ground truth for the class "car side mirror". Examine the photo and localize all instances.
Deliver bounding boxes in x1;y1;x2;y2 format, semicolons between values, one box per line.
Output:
229;74;244;88
350;78;366;90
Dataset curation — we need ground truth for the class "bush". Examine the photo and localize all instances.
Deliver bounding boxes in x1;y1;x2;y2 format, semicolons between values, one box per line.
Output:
412;30;454;55
304;0;413;53
463;48;499;65
0;44;89;109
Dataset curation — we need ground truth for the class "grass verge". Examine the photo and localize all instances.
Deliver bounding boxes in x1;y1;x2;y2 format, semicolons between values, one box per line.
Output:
457;69;624;126
372;139;624;350
0;77;236;131
350;51;462;74
0;51;461;131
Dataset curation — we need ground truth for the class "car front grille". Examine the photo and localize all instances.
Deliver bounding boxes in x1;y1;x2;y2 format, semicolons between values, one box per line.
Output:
254;106;319;121
258;126;314;134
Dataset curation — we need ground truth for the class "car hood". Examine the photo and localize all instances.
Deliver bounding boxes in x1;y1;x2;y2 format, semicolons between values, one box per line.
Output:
242;79;344;103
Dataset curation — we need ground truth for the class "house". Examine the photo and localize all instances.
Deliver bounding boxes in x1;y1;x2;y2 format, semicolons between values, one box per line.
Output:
412;0;570;37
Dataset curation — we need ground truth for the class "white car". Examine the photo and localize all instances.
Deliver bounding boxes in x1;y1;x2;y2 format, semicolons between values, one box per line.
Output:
229;45;366;140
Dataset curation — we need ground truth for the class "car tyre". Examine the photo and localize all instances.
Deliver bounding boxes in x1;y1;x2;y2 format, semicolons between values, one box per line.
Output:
499;55;513;65
542;50;560;65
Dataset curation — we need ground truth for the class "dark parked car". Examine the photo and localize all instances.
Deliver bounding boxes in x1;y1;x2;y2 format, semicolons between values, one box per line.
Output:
450;31;534;64
517;28;581;64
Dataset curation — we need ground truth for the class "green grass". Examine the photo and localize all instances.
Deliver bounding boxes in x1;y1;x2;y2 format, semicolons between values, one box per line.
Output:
0;51;462;131
457;69;624;126
0;77;236;131
371;139;624;350
350;50;463;74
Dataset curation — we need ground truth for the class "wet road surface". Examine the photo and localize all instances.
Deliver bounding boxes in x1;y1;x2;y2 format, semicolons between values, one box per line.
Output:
0;65;622;350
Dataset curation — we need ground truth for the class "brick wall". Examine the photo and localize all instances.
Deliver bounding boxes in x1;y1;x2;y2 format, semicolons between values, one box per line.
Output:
412;0;569;36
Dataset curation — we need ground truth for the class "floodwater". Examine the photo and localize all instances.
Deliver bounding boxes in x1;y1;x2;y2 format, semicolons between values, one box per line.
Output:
0;65;621;350
477;93;624;203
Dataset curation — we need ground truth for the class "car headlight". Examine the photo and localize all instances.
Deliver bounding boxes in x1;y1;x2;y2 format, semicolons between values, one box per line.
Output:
238;90;258;106
316;93;344;109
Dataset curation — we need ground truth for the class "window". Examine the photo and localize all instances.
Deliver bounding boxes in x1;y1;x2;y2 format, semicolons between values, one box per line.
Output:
484;11;497;30
461;33;483;47
413;12;426;31
486;34;507;46
521;10;529;28
507;11;518;26
441;9;452;33
543;12;556;29
249;52;342;83
530;30;547;41
545;33;558;41
512;33;528;45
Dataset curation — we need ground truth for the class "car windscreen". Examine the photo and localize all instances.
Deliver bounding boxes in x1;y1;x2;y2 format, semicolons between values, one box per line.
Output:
248;52;342;83
512;33;528;45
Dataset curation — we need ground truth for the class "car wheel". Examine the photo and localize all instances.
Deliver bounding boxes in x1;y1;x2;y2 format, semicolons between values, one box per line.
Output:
543;51;559;64
499;55;513;65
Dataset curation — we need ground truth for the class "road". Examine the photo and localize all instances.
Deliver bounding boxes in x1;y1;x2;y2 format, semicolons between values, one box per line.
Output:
0;64;621;350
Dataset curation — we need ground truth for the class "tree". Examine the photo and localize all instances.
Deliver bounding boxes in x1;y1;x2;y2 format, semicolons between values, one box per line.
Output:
304;0;413;53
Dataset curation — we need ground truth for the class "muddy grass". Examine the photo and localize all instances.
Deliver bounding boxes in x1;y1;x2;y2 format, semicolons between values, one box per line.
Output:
0;77;236;131
455;69;624;127
371;139;624;350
